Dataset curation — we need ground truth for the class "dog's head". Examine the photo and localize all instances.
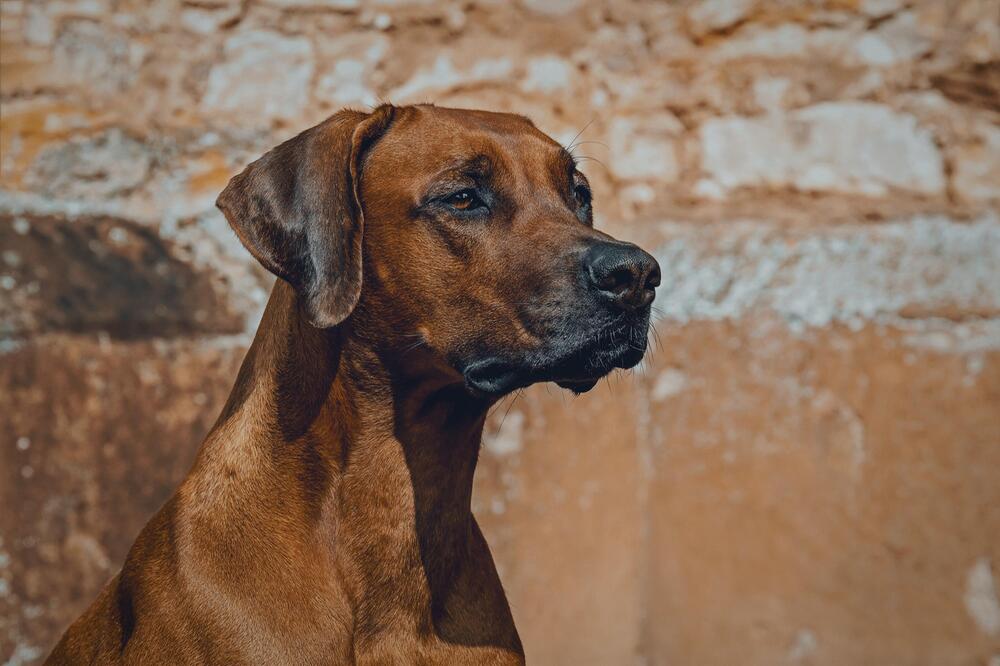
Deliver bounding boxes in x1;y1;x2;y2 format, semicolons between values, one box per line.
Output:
218;104;659;398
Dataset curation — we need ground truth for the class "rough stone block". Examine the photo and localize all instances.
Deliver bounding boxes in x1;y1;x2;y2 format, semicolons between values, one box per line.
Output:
391;53;515;103
954;124;1000;202
25;129;151;200
608;115;682;182
314;33;389;108
700;103;946;195
686;0;755;37
201;31;315;125
52;20;139;94
261;0;359;7
651;215;1000;328
521;56;573;94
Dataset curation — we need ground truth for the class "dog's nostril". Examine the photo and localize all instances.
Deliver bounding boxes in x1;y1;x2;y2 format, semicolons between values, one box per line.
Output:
596;265;637;295
644;262;661;291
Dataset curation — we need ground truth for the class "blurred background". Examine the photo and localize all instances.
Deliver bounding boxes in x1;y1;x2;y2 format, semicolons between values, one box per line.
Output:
2;0;999;664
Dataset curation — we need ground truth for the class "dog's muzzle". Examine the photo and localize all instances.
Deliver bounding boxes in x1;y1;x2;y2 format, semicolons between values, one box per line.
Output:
463;242;660;397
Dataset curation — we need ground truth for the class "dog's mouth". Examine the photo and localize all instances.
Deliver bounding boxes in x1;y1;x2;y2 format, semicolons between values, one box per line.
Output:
462;315;651;398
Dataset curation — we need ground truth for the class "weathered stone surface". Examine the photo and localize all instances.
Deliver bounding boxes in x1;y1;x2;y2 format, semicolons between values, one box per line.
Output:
953;124;1000;202
25;129;152;200
965;557;1000;637
201;30;315;124
641;319;1000;665
391;53;515;102
932;61;1000;113
708;23;814;61
850;11;932;66
476;382;646;665
179;5;243;36
0;214;246;339
0;336;245;664
651;215;1000;327
474;312;1000;664
521;55;573;94
859;0;905;18
521;0;582;16
608;115;682;182
262;0;359;8
700;103;946;195
685;0;755;37
314;33;389;108
51;19;140;94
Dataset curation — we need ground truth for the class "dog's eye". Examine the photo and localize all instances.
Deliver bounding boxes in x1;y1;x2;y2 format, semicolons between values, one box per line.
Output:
444;189;485;211
574;184;592;207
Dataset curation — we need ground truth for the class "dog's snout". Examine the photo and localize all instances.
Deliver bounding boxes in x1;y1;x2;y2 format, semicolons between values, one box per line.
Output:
583;242;661;311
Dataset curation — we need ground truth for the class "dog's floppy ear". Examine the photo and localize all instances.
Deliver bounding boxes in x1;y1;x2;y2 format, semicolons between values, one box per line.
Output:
217;105;395;328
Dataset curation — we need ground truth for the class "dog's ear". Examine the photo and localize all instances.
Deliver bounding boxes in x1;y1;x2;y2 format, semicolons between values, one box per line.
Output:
217;105;395;328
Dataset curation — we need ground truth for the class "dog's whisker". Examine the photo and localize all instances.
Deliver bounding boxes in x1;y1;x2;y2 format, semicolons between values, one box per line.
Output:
570;139;609;150
649;321;664;353
401;339;428;354
496;390;522;433
564;117;597;155
572;155;610;173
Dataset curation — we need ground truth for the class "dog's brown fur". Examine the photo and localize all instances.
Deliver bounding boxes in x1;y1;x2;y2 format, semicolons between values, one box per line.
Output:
48;104;658;664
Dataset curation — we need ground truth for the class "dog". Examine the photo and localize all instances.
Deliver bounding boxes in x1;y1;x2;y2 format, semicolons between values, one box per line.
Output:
48;104;660;664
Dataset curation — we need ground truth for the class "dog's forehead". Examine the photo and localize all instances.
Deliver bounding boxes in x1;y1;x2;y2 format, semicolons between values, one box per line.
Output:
373;105;568;176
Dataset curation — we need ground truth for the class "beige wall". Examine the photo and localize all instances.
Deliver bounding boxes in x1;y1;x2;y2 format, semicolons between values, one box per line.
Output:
2;0;999;663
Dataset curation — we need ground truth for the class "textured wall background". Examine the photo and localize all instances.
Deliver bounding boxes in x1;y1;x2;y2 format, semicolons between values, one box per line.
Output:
2;0;999;664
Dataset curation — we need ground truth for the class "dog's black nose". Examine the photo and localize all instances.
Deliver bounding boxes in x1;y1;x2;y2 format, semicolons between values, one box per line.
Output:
583;242;661;311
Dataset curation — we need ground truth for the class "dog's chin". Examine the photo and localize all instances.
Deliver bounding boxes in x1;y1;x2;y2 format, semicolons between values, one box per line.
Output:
551;340;647;394
463;335;648;399
553;377;601;394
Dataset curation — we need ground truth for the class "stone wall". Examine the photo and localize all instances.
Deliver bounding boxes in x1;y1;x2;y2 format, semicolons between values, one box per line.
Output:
2;0;999;663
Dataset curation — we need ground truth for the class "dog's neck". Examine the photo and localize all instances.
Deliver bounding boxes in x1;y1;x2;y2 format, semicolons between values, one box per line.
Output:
220;278;489;547
193;280;516;648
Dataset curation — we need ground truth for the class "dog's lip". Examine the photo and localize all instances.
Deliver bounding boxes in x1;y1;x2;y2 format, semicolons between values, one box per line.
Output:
554;377;601;395
462;347;630;398
462;358;528;397
546;316;649;373
462;315;650;397
463;358;604;398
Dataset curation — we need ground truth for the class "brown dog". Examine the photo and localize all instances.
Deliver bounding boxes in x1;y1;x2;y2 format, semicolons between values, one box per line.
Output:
48;104;660;664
